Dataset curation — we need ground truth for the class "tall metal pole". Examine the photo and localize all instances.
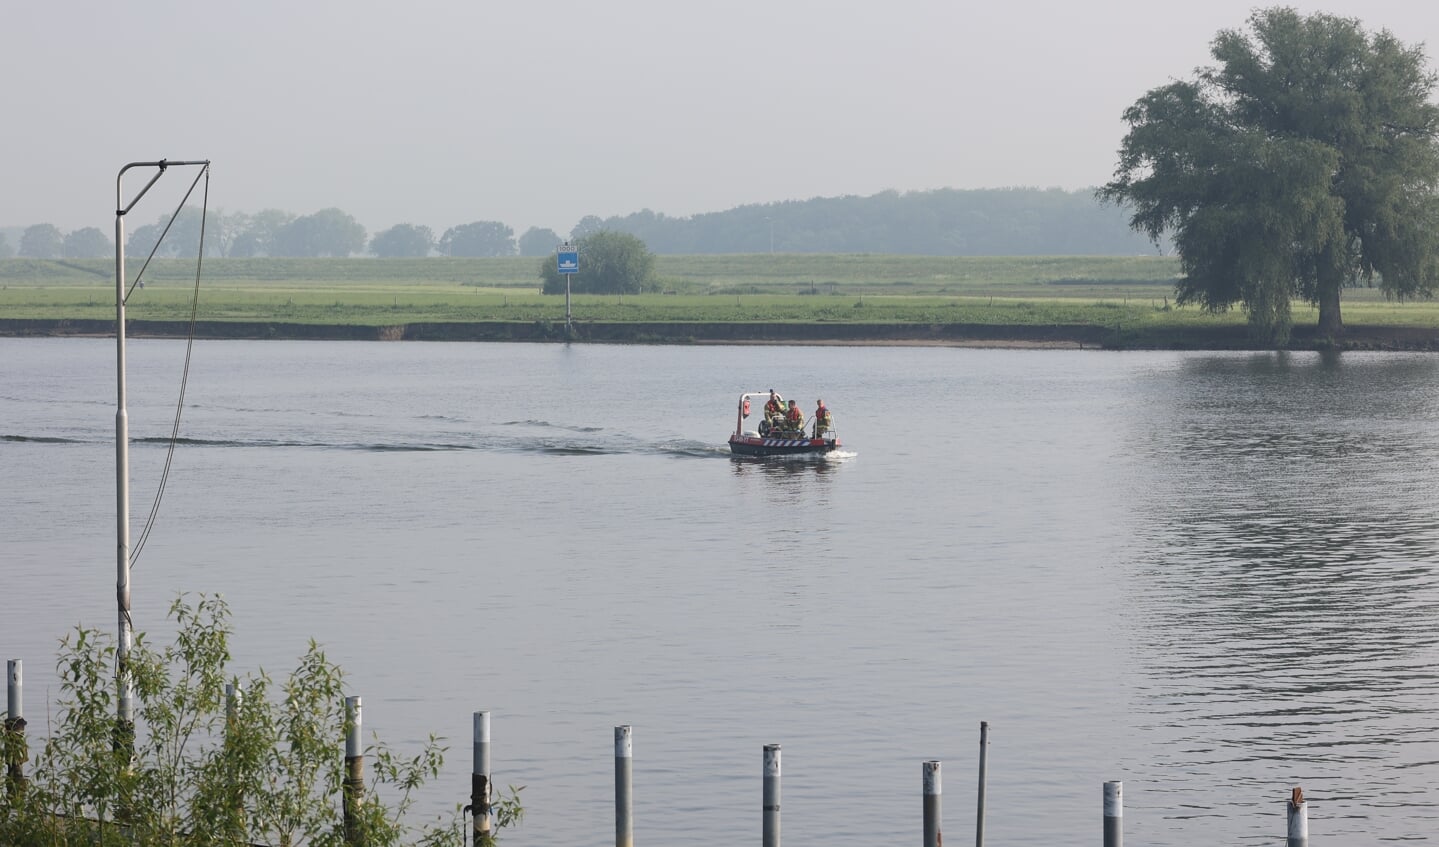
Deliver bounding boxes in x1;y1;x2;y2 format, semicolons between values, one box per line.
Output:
114;180;133;737
113;158;208;751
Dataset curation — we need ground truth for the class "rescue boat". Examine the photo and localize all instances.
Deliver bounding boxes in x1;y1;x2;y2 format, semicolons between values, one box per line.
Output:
728;392;841;456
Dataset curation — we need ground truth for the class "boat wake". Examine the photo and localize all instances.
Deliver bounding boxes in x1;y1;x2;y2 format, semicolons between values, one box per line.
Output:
5;431;741;458
1;434;85;444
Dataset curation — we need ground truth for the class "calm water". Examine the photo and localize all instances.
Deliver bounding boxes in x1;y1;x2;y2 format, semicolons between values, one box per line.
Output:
6;338;1439;845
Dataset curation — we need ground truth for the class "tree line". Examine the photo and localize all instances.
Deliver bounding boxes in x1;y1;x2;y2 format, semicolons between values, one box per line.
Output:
0;187;1163;261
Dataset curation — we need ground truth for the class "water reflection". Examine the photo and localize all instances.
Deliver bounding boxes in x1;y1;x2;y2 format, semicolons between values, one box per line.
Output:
729;454;841;476
730;454;841;506
1119;352;1439;841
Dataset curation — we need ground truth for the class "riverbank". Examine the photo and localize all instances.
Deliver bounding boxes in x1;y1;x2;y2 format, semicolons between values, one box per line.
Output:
5;317;1439;350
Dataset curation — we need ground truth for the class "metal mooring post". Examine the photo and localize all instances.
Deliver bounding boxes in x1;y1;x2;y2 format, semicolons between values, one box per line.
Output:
763;744;781;847
343;696;363;846
1287;786;1308;847
1103;781;1123;847
975;721;989;847
5;660;24;795
225;682;242;725
472;711;492;845
923;760;942;847
615;725;633;847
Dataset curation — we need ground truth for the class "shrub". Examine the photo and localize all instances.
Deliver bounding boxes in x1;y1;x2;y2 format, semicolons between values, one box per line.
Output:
0;595;500;847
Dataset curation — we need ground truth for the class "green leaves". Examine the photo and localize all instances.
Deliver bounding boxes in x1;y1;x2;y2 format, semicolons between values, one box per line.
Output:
1;594;472;847
1103;7;1439;344
539;231;657;295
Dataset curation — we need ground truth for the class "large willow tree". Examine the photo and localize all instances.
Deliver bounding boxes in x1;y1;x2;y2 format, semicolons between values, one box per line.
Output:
1101;8;1439;345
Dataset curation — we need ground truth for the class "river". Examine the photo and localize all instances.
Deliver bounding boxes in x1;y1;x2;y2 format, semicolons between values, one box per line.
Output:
5;338;1439;845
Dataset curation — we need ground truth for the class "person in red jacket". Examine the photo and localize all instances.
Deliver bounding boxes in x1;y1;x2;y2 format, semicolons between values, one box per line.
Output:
813;399;833;437
784;399;805;434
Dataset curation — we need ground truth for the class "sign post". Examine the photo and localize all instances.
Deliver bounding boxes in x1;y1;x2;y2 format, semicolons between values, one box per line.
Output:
557;243;579;338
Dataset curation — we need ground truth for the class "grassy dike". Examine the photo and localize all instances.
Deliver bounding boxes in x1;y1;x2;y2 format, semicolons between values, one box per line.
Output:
4;255;1439;349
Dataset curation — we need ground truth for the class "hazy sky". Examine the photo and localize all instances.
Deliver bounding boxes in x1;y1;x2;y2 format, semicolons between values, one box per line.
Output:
6;0;1437;238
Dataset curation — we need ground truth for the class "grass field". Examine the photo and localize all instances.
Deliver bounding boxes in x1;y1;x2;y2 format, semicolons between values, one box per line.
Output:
2;255;1437;337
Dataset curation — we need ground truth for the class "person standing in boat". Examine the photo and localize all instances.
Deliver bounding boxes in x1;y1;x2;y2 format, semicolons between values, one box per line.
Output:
761;389;785;435
764;389;785;423
785;399;805;434
813;399;833;437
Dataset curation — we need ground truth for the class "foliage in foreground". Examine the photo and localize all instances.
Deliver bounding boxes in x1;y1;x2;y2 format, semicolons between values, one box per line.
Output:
0;595;514;847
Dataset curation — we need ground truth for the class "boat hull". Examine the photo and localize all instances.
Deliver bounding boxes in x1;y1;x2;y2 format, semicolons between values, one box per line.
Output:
728;434;839;456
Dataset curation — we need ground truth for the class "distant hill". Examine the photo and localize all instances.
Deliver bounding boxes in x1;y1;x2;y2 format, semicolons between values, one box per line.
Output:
2;188;1168;259
574;187;1167;256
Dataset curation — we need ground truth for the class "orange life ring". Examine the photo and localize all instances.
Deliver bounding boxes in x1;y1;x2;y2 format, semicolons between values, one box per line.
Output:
742;398;751;417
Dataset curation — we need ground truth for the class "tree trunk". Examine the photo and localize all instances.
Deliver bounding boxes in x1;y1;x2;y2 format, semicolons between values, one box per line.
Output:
1317;279;1343;338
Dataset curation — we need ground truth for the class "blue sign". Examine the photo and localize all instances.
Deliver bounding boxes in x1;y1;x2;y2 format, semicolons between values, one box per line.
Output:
557;248;579;275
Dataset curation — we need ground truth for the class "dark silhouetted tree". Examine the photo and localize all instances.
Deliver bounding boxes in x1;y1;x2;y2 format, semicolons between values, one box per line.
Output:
1101;8;1439;345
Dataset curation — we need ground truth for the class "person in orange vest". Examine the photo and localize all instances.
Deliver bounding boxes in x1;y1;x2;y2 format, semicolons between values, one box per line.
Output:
813;399;833;437
784;399;805;434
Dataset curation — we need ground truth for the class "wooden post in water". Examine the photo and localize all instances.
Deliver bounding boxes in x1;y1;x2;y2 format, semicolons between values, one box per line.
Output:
472;711;492;845
1287;786;1307;847
763;744;781;847
615;725;633;847
1103;781;1123;847
975;722;989;847
343;696;363;846
5;660;24;795
923;760;942;847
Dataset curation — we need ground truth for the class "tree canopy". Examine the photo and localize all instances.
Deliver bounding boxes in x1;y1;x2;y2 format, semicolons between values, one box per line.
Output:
539;231;656;295
439;221;515;257
518;226;562;257
19;224;64;258
63;226;113;258
370;223;435;257
229;209;296;257
272;208;367;257
1101;7;1439;345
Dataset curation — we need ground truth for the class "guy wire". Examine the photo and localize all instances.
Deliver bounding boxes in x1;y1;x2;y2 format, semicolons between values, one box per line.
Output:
130;164;210;568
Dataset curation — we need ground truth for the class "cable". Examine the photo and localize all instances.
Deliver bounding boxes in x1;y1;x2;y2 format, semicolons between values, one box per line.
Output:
124;164;209;304
130;164;209;568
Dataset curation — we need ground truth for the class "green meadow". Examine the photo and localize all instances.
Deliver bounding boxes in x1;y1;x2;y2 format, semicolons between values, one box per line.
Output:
2;255;1436;338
